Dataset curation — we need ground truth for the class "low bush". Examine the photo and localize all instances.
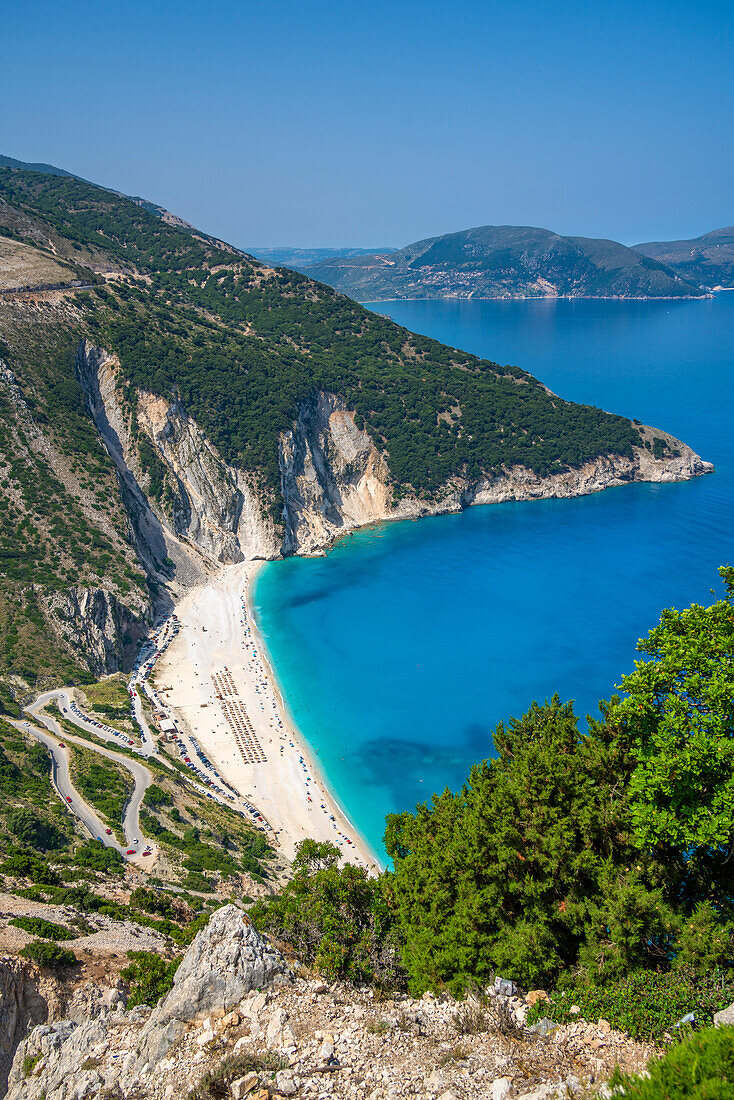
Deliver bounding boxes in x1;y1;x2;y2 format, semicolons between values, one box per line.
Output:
186;1051;288;1100
250;839;405;989
528;968;734;1041
20;940;77;969
611;1027;734;1098
121;950;181;1008
10;916;75;940
7;808;67;851
0;850;60;885
73;840;124;874
143;784;172;809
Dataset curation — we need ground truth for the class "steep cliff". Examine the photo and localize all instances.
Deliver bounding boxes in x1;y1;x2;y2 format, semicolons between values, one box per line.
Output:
278;390;712;556
78;344;713;565
76;341;281;576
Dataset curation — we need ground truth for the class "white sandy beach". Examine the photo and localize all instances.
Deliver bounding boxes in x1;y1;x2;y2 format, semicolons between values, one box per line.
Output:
155;561;381;873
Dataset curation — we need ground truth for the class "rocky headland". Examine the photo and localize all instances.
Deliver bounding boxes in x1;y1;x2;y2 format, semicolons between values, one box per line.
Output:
6;905;658;1100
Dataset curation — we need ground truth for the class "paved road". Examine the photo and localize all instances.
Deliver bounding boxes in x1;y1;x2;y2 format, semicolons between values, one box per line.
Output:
33;689;152;758
11;719;119;849
21;705;156;867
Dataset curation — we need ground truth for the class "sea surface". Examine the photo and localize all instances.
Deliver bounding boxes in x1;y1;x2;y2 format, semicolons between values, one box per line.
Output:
253;293;734;860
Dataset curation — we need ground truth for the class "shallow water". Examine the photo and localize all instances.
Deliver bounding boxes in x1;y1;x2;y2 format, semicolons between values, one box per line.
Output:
253;294;734;859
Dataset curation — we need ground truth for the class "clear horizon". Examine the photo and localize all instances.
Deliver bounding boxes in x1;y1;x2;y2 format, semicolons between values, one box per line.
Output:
3;0;732;249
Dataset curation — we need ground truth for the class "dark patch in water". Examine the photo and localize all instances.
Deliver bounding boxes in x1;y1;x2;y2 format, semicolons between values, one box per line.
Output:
352;720;494;813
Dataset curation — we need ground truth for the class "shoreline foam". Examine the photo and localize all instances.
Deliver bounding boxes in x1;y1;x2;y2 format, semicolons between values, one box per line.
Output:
155;560;382;874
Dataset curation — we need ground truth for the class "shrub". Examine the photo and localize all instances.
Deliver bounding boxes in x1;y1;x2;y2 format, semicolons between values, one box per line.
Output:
251;839;405;989
186;1051;288;1100
10;916;75;941
0;851;60;885
21;1052;41;1077
73;840;124;874
20;940;77;969
529;969;734;1041
121;950;181;1008
611;1027;734;1098
143;784;172;809
7;808;66;851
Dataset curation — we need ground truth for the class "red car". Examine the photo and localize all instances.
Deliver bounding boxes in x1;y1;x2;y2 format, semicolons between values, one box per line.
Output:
65;796;72;803
126;849;136;855
58;742;65;748
105;828;112;835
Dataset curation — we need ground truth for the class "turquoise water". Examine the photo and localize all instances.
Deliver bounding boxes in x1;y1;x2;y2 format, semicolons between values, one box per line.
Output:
253;294;734;860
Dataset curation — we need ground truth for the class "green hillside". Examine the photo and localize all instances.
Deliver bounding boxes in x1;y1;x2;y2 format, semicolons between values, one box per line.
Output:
0;164;694;686
300;223;703;300
635;226;734;289
0;170;644;497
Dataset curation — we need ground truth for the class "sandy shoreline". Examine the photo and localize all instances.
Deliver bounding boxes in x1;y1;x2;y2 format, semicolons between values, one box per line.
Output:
155;560;382;874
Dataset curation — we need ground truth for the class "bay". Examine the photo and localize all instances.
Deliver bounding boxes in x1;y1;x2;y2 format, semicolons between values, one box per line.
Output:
253;294;734;859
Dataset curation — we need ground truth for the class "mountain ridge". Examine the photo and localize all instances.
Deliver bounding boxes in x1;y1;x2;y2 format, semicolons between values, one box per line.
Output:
299;223;706;301
0;161;712;686
635;225;734;289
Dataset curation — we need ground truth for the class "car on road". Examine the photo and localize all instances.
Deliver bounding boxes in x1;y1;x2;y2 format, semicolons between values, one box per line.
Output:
105;828;112;835
65;796;72;803
58;742;65;748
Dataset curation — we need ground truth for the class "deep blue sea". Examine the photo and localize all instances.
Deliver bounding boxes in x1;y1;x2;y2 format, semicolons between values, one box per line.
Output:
253;294;734;860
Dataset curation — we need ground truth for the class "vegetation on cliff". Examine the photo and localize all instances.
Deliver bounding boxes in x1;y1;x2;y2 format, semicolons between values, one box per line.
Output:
253;567;734;1036
0;164;682;685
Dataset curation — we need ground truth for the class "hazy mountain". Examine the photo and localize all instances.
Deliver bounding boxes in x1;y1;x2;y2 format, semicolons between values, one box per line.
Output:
634;226;734;289
302;224;703;301
247;245;397;268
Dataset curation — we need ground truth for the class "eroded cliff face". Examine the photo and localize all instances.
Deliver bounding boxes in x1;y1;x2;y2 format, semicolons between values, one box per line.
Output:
278;390;713;556
77;342;713;570
75;342;280;578
42;586;146;677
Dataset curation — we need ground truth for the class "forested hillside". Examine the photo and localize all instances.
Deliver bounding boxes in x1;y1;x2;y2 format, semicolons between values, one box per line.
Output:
0;171;648;495
300;224;703;300
635;226;734;290
0;163;705;687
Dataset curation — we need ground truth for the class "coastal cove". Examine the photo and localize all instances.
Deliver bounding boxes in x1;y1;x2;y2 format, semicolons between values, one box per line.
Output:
254;294;734;860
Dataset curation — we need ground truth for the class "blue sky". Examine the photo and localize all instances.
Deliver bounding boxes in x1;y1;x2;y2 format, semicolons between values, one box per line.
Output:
3;0;732;247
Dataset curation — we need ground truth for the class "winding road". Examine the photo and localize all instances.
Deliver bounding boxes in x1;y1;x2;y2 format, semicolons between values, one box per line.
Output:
19;701;156;869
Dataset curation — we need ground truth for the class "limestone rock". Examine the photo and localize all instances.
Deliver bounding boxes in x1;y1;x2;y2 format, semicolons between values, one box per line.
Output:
231;1072;260;1098
491;1078;513;1100
714;1001;734;1027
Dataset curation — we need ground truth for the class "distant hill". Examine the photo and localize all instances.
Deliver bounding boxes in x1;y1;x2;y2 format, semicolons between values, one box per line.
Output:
0;154;78;178
302;224;704;301
248;245;397;268
634;227;734;289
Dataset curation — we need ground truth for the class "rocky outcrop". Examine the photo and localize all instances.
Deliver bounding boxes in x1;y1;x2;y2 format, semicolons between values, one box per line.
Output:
42;585;147;676
7;920;656;1100
135;903;288;1066
76;342;280;575
7;905;287;1100
279;391;713;556
0;957;49;1094
76;343;713;568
